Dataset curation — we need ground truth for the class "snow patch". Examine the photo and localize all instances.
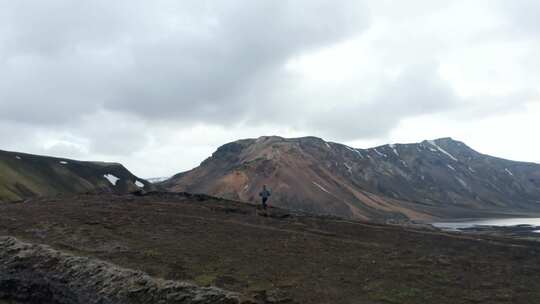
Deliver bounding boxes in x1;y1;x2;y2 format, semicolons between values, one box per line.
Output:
345;146;363;158
103;174;120;186
505;168;514;176
135;180;145;188
427;140;458;161
389;144;400;156
468;167;476;173
373;148;387;158
447;165;456;171
59;161;68;165
343;163;353;174
15;156;21;160
456;177;468;188
312;182;332;195
325;142;331;149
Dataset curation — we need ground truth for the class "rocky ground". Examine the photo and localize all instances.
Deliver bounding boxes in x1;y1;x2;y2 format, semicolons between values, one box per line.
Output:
1;192;540;303
0;236;243;304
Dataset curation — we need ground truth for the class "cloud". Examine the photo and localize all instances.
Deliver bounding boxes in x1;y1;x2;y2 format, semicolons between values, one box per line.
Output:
105;1;370;124
0;0;370;127
1;0;540;176
496;0;540;36
301;63;459;140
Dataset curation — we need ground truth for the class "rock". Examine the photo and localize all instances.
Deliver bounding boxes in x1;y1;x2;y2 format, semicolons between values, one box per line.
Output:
0;237;245;304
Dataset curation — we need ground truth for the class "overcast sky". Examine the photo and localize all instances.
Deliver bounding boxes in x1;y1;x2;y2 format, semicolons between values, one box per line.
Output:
1;0;539;177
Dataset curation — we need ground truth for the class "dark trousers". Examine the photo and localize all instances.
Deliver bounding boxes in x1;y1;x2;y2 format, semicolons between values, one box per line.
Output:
262;197;268;209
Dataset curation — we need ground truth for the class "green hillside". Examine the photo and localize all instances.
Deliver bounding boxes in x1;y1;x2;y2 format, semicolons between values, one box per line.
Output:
0;149;151;202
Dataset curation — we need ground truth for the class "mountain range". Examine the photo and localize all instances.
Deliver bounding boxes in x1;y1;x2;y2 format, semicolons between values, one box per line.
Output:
2;136;540;221
2;138;539;303
163;136;540;221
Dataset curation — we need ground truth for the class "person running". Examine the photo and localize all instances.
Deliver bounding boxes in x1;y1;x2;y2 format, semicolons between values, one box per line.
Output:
259;185;271;210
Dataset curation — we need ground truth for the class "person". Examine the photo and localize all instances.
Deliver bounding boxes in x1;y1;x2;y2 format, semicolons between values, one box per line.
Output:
259;185;271;210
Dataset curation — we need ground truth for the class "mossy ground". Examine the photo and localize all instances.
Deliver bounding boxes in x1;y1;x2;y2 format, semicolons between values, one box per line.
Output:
1;193;540;303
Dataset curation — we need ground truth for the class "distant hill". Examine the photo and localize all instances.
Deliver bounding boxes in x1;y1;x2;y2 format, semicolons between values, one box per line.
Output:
0;149;152;202
163;136;540;221
146;176;171;184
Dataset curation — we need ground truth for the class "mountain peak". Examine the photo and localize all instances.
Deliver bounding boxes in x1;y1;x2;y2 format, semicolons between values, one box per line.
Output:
432;137;454;143
421;137;457;145
249;135;326;144
166;135;540;221
422;137;475;152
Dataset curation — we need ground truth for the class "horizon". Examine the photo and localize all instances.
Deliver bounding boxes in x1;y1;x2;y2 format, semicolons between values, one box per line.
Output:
3;135;538;178
1;1;539;177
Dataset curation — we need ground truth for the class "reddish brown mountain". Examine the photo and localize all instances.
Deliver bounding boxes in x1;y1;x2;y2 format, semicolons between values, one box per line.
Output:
163;136;540;221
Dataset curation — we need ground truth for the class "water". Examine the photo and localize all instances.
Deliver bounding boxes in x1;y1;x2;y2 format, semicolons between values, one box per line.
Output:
432;218;540;231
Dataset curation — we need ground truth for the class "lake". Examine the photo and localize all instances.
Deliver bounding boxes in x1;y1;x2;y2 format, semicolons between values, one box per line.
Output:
433;218;540;232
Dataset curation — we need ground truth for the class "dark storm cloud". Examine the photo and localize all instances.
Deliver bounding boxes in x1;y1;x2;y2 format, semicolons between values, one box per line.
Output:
0;0;135;124
106;1;371;124
0;0;370;126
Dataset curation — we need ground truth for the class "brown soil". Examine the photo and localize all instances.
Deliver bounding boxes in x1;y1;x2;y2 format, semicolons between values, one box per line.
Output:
1;192;540;304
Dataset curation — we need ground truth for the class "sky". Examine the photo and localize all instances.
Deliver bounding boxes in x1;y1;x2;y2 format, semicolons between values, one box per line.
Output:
1;0;539;178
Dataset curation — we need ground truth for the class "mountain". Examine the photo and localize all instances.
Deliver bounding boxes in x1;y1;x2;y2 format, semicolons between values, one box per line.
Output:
163;136;540;221
0;149;152;202
146;176;171;184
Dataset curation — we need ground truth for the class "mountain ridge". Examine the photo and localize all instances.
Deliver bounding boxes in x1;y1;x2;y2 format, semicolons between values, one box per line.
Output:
164;135;540;220
0;149;152;202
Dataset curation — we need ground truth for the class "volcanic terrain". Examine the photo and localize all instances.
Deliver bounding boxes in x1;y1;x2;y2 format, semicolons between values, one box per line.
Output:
164;136;540;221
1;193;539;303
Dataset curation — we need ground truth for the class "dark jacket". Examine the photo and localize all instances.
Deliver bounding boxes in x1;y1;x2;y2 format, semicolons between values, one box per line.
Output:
259;189;271;199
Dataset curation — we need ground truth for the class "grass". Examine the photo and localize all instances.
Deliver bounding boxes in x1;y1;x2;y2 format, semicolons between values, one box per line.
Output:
0;186;20;202
194;273;218;286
